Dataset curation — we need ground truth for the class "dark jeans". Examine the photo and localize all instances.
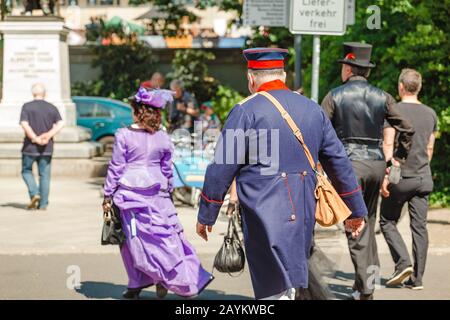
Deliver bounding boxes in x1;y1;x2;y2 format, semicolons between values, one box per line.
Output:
347;160;386;295
380;175;433;286
21;154;52;209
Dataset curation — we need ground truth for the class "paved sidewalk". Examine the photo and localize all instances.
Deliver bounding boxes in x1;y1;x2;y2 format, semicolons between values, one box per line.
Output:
0;178;228;255
0;177;449;299
0;177;254;299
318;208;450;300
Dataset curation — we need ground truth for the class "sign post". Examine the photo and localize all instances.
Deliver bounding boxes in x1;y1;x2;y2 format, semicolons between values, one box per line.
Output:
346;0;356;25
294;34;302;90
243;0;289;27
289;0;347;36
289;0;347;102
244;0;304;87
311;35;321;102
244;0;350;98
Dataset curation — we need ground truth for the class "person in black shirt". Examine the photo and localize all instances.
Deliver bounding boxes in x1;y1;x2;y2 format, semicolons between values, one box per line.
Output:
19;83;64;210
380;69;438;290
167;79;199;133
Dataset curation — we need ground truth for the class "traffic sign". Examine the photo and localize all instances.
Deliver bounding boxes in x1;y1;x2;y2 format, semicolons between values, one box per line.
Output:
243;0;289;27
289;0;347;35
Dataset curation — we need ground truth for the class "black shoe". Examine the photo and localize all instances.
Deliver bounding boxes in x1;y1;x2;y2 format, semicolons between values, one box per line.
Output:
122;287;142;299
404;278;424;290
156;283;168;299
386;266;414;286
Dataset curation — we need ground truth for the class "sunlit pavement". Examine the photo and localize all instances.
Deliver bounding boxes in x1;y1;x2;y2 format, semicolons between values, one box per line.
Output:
0;178;448;299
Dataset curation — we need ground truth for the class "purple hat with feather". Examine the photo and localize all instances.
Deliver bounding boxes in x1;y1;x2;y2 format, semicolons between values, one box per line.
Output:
132;87;174;109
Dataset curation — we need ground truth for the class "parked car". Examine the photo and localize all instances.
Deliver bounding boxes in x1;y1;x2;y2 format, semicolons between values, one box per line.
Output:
73;96;133;152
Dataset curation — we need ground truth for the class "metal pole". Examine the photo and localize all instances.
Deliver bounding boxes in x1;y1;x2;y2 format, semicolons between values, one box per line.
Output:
56;0;61;16
294;34;302;90
311;35;321;102
1;0;6;21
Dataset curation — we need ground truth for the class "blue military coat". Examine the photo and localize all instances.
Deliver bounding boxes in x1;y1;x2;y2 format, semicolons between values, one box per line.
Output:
198;81;367;299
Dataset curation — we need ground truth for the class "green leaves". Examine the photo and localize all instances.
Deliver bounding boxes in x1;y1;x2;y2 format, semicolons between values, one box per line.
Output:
72;41;157;102
243;0;450;206
129;0;199;37
71;0;449;205
167;49;218;105
211;85;244;122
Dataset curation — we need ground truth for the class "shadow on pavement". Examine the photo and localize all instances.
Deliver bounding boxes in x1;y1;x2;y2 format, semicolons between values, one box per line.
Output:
0;203;29;210
428;219;450;225
76;281;252;300
328;284;352;300
86;179;105;187
334;270;389;285
333;270;354;281
76;281;127;299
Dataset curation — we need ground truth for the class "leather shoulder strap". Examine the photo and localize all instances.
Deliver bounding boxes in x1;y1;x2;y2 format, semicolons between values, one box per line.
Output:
258;91;317;171
237;93;257;106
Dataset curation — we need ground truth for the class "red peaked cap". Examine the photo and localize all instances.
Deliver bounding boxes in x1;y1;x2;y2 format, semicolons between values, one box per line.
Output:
243;47;289;70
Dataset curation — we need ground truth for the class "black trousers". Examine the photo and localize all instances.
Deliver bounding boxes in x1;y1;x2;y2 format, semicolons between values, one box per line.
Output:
379;175;433;286
24;0;41;12
347;160;385;295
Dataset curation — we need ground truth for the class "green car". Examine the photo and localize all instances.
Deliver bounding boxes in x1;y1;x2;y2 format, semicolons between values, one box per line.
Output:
73;96;134;150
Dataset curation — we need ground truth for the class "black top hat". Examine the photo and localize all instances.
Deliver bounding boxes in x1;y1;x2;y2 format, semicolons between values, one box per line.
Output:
338;42;376;68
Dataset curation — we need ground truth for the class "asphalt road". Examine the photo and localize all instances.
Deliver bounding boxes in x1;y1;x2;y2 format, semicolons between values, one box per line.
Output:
1;178;449;300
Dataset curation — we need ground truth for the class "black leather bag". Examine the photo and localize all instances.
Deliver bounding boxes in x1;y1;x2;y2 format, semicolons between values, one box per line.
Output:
101;202;126;246
213;213;245;275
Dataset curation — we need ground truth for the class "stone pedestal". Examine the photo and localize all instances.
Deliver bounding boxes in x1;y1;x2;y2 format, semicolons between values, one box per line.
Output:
0;16;105;177
0;16;76;127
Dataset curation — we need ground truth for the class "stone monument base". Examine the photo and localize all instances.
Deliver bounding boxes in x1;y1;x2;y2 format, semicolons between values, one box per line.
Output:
0;127;107;178
0;16;106;178
0;158;109;178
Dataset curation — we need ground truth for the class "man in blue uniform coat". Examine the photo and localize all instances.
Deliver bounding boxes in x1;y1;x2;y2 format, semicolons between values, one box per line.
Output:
196;48;368;300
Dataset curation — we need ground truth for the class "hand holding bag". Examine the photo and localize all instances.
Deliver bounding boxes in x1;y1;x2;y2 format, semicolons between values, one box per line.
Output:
213;212;245;275
101;202;126;246
259;91;352;227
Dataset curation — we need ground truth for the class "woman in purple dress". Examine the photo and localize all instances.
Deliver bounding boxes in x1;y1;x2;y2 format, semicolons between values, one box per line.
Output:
102;88;214;299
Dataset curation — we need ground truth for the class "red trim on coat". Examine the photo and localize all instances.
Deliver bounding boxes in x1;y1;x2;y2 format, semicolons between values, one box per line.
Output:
283;176;296;212
339;185;362;197
200;192;224;204
257;79;290;92
248;60;284;69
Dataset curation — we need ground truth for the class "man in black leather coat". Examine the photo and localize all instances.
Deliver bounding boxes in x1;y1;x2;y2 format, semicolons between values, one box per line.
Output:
321;42;414;300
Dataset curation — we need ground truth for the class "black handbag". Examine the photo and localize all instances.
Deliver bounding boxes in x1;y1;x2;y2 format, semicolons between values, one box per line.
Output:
213;212;246;275
101;202;126;246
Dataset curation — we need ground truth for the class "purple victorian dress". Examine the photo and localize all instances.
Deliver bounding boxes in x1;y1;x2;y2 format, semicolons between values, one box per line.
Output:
103;127;213;296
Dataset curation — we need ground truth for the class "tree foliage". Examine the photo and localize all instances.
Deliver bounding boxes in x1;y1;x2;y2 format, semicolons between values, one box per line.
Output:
129;0;197;37
241;0;450;206
73;22;157;101
73;0;449;205
128;0;244;35
167;49;219;105
211;85;244;122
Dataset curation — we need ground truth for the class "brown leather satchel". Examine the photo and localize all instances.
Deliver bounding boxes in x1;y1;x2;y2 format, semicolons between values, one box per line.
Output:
259;91;352;227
